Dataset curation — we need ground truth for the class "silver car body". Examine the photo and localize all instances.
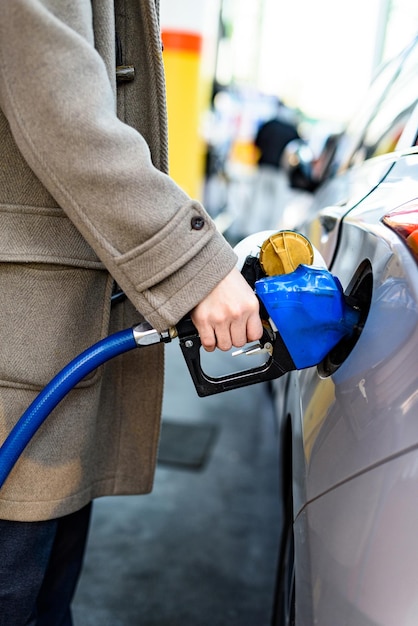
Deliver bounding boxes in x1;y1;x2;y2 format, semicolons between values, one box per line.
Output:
274;36;418;626
282;150;418;626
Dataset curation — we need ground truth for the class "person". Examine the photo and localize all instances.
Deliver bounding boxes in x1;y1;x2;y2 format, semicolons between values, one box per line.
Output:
240;99;300;237
0;2;262;624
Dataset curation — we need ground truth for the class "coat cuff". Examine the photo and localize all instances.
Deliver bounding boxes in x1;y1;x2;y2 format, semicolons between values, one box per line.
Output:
130;231;238;331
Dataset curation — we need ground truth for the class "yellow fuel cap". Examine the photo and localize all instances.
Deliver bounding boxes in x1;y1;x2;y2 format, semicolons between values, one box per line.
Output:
259;230;314;276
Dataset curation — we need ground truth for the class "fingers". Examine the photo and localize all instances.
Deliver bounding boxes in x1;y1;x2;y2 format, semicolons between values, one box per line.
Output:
196;321;217;352
246;310;264;343
190;268;263;352
194;318;248;353
200;312;262;352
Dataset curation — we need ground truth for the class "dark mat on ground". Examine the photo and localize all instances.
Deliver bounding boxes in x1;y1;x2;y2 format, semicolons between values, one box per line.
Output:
157;419;218;469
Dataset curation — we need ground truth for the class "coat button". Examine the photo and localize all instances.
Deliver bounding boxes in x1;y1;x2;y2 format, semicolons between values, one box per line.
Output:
191;216;205;230
116;65;135;82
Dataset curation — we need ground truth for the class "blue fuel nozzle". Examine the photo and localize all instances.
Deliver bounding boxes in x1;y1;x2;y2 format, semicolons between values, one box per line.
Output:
255;264;361;370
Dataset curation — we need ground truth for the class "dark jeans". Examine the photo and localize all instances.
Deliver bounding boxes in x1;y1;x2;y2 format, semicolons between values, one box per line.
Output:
0;502;92;626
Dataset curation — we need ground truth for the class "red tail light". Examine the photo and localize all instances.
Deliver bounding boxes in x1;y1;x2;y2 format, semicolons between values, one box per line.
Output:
382;200;418;262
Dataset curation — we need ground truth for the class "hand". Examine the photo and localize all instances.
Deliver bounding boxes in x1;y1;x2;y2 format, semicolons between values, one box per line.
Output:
190;267;263;352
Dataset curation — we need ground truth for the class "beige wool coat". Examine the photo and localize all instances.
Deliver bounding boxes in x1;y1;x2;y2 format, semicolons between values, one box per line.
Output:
0;0;237;521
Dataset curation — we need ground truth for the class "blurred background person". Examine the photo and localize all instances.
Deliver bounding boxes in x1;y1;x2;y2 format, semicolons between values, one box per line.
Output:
242;99;301;237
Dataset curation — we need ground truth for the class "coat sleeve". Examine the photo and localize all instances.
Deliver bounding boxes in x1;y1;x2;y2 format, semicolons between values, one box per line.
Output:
0;0;237;331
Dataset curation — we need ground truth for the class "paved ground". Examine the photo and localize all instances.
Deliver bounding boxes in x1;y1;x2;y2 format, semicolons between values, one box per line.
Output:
72;340;282;626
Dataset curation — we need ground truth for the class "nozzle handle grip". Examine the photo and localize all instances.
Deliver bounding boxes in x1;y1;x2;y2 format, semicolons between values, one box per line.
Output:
176;318;296;397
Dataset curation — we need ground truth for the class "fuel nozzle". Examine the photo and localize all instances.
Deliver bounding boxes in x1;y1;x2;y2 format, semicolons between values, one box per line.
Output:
238;230;361;370
176;230;361;396
255;264;361;369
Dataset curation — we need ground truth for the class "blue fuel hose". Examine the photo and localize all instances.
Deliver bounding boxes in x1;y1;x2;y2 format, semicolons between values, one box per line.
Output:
0;328;137;489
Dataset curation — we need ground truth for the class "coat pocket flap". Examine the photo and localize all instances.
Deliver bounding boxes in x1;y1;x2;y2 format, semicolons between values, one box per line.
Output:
0;205;104;269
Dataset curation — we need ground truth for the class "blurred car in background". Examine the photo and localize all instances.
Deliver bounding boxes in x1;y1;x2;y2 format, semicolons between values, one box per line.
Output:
272;34;418;626
281;34;418;223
